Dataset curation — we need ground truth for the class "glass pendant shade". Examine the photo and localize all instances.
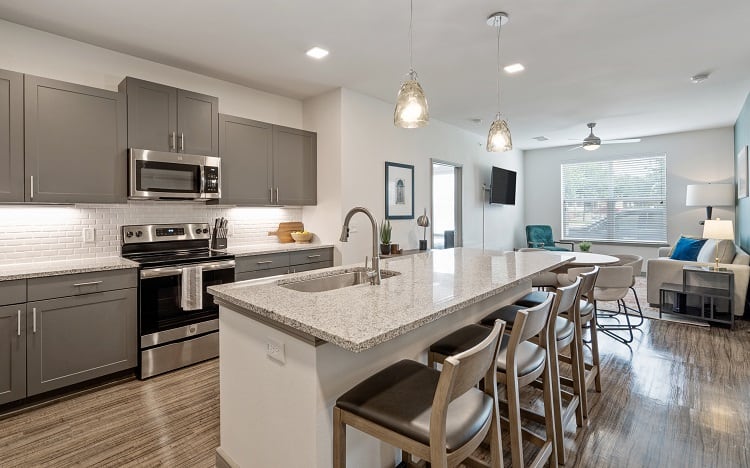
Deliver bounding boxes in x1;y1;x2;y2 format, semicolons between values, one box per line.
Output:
486;114;513;152
394;71;429;128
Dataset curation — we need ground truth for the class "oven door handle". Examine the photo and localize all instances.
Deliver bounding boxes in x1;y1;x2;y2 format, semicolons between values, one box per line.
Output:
140;260;236;279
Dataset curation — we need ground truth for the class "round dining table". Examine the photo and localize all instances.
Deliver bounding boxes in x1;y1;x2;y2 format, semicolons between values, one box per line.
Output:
556;252;619;266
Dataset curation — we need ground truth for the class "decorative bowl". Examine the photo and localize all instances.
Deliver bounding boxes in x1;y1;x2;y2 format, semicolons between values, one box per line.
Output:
291;231;313;243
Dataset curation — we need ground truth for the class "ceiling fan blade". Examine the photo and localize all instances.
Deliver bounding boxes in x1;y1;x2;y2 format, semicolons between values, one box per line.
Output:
601;138;641;145
567;145;583;152
567;139;584;141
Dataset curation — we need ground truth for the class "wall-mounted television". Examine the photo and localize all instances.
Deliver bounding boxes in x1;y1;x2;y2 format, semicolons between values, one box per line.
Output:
490;166;517;205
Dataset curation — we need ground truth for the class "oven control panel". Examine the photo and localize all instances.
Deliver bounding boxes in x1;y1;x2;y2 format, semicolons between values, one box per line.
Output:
121;223;211;244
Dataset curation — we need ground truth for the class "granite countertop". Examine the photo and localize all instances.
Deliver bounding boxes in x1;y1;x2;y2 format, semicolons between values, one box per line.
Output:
208;248;572;352
0;257;138;281
227;243;334;257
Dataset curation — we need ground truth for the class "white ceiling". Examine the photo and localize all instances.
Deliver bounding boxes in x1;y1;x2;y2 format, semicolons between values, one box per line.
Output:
1;0;749;149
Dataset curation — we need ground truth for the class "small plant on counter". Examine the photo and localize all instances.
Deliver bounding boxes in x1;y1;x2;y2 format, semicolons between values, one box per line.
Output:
578;241;592;252
379;219;392;255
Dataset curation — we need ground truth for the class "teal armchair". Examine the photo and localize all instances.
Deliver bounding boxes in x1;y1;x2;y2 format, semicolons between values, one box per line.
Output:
525;225;574;251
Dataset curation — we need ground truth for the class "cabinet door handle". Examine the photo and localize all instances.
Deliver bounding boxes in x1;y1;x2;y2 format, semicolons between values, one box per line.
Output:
30;176;34;200
17;310;21;336
170;132;176;151
180;132;185;152
275;187;279;204
307;254;321;259
73;280;103;287
270;188;274;204
256;260;273;265
32;307;37;333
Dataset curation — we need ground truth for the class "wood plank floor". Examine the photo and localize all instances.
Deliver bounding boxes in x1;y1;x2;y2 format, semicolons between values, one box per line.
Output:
0;316;748;467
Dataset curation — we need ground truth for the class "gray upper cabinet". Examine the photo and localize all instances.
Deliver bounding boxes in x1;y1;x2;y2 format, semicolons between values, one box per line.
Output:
0;304;26;405
219;114;273;204
219;115;316;206
26;288;137;396
273;125;317;205
120;77;177;153
120;77;218;156
24;75;127;203
0;69;24;202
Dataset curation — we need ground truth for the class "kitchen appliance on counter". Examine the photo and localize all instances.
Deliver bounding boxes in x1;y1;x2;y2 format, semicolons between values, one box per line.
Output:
121;223;235;379
128;148;221;200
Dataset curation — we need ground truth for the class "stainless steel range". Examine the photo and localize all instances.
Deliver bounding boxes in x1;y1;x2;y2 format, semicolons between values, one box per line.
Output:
121;223;235;379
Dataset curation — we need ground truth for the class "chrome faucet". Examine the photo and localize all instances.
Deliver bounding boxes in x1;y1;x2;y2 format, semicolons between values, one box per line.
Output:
340;206;381;285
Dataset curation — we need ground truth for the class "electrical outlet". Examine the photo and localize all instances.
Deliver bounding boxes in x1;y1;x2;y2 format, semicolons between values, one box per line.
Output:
83;228;95;244
266;337;285;364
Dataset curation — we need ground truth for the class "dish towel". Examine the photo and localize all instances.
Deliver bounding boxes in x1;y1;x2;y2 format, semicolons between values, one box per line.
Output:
181;266;203;311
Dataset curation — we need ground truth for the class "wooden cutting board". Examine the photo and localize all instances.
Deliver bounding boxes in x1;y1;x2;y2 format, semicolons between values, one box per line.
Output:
268;222;304;243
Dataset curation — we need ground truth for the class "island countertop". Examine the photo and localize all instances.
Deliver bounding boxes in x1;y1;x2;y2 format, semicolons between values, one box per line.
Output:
208;248;571;352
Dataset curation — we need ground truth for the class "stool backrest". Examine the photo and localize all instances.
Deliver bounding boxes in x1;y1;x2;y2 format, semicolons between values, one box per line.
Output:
552;276;581;317
577;266;599;299
517;293;555;343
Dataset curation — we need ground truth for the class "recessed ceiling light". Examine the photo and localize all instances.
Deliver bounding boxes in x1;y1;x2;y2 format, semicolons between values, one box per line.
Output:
306;47;329;59
690;72;710;84
532;136;549;141
504;63;525;74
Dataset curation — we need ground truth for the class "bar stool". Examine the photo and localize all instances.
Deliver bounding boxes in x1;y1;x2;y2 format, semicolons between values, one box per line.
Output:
428;296;557;468
333;320;506;468
481;279;583;465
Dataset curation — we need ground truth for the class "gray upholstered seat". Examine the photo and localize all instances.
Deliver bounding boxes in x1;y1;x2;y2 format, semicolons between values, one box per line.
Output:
336;359;493;452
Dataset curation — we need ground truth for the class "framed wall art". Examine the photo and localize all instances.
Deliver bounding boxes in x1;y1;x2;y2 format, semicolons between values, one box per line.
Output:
738;146;748;199
385;162;414;219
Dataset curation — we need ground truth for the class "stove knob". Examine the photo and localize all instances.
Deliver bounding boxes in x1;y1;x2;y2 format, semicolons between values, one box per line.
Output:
125;231;133;238
196;228;202;234
135;230;143;238
202;228;209;234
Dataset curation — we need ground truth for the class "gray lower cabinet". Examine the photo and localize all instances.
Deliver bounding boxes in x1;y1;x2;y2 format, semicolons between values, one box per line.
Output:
120;77;218;156
218;114;316;206
24;74;127;203
234;248;334;281
0;304;26;405
0;69;24;202
26;288;137;396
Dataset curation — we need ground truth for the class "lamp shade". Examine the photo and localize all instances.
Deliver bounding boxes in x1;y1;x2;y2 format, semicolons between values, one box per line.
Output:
486;115;513;152
394;71;429;128
686;184;734;207
702;219;734;240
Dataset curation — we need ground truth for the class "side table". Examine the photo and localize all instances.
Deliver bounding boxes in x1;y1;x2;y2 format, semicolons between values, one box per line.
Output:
659;266;734;328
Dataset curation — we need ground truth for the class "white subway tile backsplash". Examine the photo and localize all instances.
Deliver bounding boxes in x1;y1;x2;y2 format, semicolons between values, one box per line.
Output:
0;202;303;264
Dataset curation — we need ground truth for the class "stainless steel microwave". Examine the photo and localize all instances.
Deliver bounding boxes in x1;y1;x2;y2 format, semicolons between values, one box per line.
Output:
128;149;221;200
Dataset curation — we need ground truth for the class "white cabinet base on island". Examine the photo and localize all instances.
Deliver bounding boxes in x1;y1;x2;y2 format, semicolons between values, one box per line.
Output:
216;282;528;468
208;248;572;468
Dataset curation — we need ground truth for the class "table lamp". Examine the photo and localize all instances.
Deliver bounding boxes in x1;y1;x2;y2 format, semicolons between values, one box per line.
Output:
686;183;734;224
702;218;734;270
416;209;430;250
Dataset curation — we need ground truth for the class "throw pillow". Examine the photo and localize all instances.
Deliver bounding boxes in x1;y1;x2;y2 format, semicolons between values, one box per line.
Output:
670;236;707;261
697;239;736;264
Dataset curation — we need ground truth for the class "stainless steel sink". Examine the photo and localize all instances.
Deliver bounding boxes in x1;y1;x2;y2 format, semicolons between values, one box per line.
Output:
279;268;400;293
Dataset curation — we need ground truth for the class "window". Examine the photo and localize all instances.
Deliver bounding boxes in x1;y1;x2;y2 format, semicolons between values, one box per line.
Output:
561;154;667;243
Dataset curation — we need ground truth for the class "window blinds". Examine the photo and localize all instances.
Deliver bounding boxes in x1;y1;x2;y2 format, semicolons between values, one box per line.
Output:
561;154;667;243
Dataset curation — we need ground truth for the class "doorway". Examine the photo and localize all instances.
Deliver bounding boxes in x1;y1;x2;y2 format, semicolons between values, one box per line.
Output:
431;160;462;249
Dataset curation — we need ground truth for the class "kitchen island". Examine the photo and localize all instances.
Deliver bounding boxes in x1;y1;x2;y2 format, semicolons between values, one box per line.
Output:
208;248;571;468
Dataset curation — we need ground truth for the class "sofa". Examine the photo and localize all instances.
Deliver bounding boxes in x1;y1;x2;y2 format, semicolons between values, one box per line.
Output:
646;238;750;316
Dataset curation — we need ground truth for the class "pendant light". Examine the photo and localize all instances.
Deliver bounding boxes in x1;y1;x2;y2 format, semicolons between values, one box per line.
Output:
394;0;429;128
486;12;512;152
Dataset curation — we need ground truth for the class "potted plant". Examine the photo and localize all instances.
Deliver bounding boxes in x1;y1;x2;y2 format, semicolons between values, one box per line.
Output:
578;241;592;252
379;220;392;255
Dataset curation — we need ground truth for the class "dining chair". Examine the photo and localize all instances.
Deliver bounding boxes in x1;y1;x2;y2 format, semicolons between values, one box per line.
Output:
334;320;506;468
593;265;638;344
610;254;644;326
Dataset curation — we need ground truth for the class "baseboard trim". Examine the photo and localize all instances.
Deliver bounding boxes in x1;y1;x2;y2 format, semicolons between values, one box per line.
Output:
216;447;240;468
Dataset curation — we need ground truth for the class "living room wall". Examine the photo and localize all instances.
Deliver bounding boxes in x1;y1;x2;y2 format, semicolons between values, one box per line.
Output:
523;127;736;266
736;92;750;252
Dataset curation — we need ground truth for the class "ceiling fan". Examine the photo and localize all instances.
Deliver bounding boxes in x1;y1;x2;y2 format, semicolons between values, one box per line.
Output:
568;122;641;151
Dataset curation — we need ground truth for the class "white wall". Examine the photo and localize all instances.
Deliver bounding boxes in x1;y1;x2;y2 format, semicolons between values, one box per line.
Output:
332;89;524;265
0;19;303;127
523;127;736;265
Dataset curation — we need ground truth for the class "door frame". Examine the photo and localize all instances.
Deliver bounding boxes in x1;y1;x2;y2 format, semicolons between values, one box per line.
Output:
430;159;463;249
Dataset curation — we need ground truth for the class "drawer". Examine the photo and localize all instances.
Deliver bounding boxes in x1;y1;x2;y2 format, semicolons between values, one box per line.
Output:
290;261;333;274
0;279;26;305
289;248;333;266
235;266;290;282
236;253;290;273
28;269;137;301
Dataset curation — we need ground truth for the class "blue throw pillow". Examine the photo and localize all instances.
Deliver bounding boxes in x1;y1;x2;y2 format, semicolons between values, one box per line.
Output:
670;236;707;261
